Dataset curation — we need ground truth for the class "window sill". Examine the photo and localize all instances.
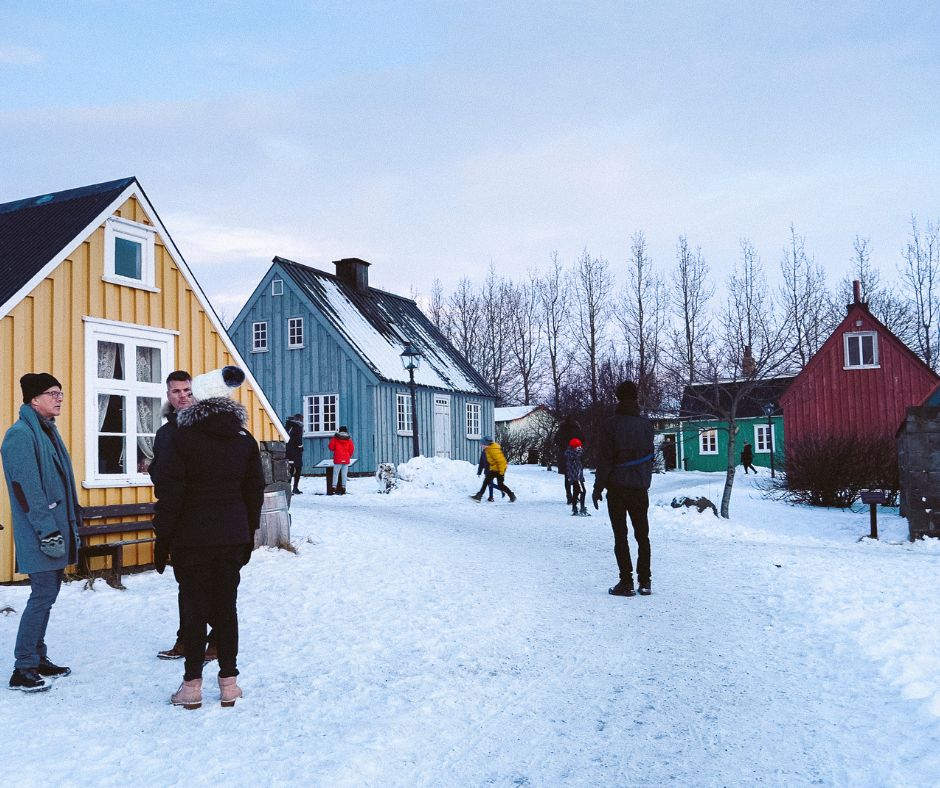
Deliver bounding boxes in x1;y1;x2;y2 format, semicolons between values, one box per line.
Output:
82;478;154;489
288;345;305;350
467;434;481;440
304;432;335;437
843;364;880;370
102;275;160;293
397;430;414;437
251;348;269;353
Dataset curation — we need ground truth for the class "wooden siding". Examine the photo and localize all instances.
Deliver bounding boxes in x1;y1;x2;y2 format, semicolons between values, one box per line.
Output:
0;196;281;582
781;307;939;445
673;416;783;472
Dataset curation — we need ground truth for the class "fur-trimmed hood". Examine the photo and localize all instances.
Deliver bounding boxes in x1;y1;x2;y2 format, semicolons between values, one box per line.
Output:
177;396;248;434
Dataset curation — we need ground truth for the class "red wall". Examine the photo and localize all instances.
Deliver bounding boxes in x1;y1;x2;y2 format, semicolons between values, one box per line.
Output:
781;305;938;443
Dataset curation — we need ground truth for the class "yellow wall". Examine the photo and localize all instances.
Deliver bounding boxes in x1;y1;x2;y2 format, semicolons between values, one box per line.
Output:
0;196;281;582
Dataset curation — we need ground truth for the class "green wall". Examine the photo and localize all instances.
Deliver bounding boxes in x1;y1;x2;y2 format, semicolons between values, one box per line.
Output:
657;415;784;472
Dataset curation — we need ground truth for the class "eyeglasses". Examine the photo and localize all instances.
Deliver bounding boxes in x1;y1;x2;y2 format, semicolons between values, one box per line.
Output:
40;390;65;400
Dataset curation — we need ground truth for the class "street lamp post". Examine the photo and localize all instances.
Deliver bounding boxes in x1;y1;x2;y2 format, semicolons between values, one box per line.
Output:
762;402;776;478
400;342;423;458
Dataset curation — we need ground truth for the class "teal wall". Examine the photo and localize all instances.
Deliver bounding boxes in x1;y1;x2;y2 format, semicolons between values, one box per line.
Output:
656;415;784;472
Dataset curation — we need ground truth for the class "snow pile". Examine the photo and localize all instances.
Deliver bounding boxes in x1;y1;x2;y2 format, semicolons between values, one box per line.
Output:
393;454;475;489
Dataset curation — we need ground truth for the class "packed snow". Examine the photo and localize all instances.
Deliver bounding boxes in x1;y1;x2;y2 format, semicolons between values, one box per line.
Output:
2;459;940;786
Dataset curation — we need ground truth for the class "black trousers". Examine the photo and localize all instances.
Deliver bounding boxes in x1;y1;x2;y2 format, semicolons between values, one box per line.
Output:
477;470;513;497
174;556;242;680
289;458;303;488
606;487;651;584
570;480;586;509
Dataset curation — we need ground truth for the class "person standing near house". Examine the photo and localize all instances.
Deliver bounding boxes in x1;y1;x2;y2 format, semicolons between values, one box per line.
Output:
592;381;654;597
153;368;264;709
555;415;584;505
564;438;589;517
741;442;757;474
471;436;517;502
328;425;355;495
1;374;80;691
285;413;304;494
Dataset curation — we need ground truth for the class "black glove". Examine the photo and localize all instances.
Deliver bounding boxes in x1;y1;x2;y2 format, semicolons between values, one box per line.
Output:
40;530;66;558
154;539;170;574
592;489;603;510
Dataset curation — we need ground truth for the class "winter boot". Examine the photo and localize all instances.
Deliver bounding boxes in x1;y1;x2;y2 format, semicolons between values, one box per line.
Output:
157;638;185;660
470;493;483;501
571;508;579;516
8;667;50;692
292;487;302;494
608;580;636;597
219;675;243;708
579;504;591;517
638;582;652;596
36;657;71;679
508;491;517;503
170;677;202;709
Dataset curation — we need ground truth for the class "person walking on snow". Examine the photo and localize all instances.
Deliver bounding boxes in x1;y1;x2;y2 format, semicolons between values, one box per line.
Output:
477;446;503;501
328;426;354;495
471;436;516;502
564;438;590;516
741;442;757;474
1;373;79;692
285;413;304;493
592;380;654;597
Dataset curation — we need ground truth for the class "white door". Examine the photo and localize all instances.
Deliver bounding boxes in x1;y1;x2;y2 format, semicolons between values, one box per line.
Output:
433;395;451;458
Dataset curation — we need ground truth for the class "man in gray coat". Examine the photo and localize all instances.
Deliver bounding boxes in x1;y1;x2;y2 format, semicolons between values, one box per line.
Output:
1;373;81;691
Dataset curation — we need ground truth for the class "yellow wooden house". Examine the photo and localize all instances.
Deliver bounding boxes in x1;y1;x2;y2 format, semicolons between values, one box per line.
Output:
0;177;286;582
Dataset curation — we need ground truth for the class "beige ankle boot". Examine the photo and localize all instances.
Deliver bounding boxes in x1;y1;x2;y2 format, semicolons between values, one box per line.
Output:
170;678;202;709
219;675;243;707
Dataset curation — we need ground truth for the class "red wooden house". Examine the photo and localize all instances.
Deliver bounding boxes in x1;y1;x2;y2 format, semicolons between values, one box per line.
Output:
780;283;939;443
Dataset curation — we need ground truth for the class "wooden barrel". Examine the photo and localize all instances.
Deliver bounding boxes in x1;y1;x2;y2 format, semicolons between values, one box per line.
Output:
256;489;291;548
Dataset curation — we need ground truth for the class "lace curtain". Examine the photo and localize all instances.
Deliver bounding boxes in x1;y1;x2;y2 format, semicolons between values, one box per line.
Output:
97;341;119;430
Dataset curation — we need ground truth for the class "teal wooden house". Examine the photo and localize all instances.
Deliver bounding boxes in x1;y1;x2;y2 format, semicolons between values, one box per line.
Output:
660;376;796;472
229;257;496;475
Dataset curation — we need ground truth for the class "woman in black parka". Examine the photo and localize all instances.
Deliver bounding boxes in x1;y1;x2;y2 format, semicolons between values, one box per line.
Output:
554;416;584;504
154;395;265;709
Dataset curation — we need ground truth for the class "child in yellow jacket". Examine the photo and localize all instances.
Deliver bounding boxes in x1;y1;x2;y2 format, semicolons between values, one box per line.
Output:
470;436;516;502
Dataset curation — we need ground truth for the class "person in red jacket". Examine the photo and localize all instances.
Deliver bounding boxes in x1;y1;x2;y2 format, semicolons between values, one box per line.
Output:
328;426;355;495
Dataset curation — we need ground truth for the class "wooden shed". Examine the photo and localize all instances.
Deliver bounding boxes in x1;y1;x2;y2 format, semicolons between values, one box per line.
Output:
780;284;938;445
0;177;285;582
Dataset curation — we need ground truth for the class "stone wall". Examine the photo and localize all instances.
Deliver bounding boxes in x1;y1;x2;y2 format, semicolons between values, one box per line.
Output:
260;440;292;505
897;405;940;539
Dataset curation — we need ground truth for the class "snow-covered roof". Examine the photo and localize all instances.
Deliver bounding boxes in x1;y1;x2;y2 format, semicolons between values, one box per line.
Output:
277;258;494;396
495;405;542;423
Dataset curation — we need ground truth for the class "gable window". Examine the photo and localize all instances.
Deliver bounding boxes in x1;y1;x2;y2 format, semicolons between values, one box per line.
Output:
397;393;413;435
304;394;338;435
103;217;157;291
272;279;284;296
699;429;718;455
754;423;775;454
844;331;879;369
466;402;481;438
83;318;175;486
252;321;268;352
288;317;304;349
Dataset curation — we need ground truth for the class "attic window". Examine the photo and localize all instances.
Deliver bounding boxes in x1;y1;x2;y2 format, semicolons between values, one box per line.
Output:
272;279;284;296
103;217;156;291
844;331;878;369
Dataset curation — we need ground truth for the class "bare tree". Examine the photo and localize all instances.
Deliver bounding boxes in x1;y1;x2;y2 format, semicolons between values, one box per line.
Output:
505;274;545;405
426;278;449;335
670;235;714;387
537;251;573;411
571;248;613;406
477;264;514;404
899;215;940;370
446;277;483;370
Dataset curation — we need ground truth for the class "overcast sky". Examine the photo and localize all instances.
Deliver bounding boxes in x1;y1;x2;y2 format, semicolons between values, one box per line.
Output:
2;1;938;318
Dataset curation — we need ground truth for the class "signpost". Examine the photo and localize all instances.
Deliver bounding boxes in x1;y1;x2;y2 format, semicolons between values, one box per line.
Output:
860;489;887;539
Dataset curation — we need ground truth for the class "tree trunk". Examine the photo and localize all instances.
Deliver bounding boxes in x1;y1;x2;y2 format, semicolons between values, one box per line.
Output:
720;420;738;518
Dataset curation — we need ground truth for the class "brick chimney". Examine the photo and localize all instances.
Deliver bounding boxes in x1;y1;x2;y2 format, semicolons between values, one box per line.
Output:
334;258;371;292
847;279;867;315
742;345;756;377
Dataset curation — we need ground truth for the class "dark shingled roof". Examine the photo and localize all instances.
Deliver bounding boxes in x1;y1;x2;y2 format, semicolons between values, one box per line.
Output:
0;177;135;310
680;375;797;420
275;256;495;397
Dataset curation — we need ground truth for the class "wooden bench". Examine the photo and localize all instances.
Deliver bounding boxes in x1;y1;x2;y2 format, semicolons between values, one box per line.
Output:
78;502;156;589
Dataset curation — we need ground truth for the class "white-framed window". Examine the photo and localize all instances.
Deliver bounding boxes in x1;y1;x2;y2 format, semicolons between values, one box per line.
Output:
699;428;718;455
272;278;284;296
252;321;268;352
754;423;775;454
83;318;175;486
288;317;304;348
397;393;412;435
466;402;481;438
844;331;879;369
304;394;338;435
103;217;157;291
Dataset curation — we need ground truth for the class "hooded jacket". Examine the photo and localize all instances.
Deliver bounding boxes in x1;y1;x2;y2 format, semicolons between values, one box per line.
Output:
593;401;654;493
285;416;304;463
148;400;179;485
483;441;509;475
153;397;265;551
328;430;355;465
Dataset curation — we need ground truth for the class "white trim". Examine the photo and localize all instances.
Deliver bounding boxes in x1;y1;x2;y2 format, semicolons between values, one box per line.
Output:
287;316;304;349
104;216;156;288
102;275;160;293
304;393;339;436
466;401;481;439
699;428;718;455
271;278;284;296
843;331;880;370
754;423;775;454
252;321;269;352
82;315;180;335
396;392;413;435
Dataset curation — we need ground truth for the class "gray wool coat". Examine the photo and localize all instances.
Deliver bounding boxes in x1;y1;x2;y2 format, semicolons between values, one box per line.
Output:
1;403;81;574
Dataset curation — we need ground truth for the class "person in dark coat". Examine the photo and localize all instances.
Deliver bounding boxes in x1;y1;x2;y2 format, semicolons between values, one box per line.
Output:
1;373;80;692
555;416;584;505
592;381;655;597
154;386;265;709
741;442;757;474
564;438;590;516
476;447;501;501
285;413;304;494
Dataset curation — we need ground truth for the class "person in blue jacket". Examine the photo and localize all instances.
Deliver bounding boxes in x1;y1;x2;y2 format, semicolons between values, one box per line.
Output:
1;373;80;692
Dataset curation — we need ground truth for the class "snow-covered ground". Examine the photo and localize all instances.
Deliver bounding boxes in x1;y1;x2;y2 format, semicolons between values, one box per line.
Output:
3;460;940;787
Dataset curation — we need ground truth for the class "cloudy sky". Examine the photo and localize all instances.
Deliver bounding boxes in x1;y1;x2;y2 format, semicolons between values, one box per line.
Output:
2;1;938;317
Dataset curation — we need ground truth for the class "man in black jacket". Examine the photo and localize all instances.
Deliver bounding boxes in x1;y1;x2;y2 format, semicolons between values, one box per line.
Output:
154;388;264;709
285;413;304;494
592;381;655;597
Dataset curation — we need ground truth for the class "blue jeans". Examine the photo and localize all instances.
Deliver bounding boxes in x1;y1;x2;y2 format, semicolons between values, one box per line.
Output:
14;569;64;670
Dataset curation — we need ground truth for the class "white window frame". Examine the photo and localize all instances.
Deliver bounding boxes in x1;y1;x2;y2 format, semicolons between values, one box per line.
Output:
699;428;718;455
272;278;284;296
754;423;775;454
252;321;268;352
844;331;879;369
288;317;304;349
103;217;158;292
83;317;175;487
466;402;481;439
397;393;413;435
304;394;338;436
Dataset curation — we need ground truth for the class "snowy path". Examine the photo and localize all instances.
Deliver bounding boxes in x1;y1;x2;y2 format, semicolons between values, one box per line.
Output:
2;464;940;786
